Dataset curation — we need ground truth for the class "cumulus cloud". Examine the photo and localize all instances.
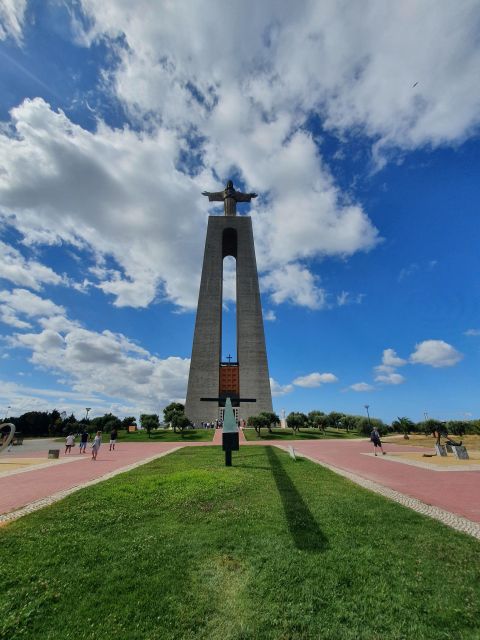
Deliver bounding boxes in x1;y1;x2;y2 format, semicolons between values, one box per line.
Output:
78;0;480;155
270;378;293;397
381;348;407;367
0;241;63;290
262;264;327;309
293;372;338;388
9;322;190;411
2;1;480;315
374;372;406;385
349;382;375;392
0;288;65;328
410;340;463;368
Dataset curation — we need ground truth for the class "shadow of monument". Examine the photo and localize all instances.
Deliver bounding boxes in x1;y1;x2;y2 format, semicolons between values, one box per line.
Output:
266;446;328;552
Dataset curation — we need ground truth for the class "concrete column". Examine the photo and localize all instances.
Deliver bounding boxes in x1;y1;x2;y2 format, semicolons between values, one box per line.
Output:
185;216;272;424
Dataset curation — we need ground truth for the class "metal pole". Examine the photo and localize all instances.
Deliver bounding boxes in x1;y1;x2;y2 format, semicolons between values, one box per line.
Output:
364;404;372;429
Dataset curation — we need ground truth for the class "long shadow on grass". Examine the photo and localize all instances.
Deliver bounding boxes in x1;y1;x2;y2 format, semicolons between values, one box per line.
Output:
266;446;328;552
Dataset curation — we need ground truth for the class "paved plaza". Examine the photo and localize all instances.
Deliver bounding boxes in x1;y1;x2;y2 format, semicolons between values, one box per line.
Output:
2;435;480;538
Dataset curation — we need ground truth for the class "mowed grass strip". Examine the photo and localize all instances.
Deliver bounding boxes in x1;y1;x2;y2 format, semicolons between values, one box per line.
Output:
243;427;363;440
1;446;479;640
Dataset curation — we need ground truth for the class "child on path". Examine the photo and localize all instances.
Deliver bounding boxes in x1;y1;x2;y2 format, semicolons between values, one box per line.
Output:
79;429;89;454
109;428;118;451
91;431;102;460
65;433;75;454
371;427;386;456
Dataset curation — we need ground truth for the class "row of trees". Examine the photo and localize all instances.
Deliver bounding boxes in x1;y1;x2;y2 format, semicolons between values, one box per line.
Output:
247;410;480;437
4;402;191;438
5;406;480;438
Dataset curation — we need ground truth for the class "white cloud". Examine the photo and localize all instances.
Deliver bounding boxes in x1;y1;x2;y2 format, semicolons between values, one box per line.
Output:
410;340;463;368
270;378;293;397
381;348;407;368
349;382;375;392
264;310;276;322
293;372;338;388
0;0;26;43
0;288;64;328
262;264;327;309
0;241;63;290
9;321;190;412
3;1;480;313
464;329;480;336
78;0;480;155
374;372;406;385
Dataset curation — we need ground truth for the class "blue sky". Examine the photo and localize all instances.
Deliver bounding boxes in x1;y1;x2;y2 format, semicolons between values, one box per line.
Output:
0;1;479;423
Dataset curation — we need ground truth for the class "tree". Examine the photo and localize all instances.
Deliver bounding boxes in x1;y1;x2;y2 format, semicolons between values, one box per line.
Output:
392;416;415;439
259;411;280;433
419;419;444;442
308;411;325;430
140;414;160;438
327;412;345;430
247;414;269;436
357;416;387;436
121;416;136;431
286;412;308;433
163;403;185;425
341;414;358;432
172;413;191;433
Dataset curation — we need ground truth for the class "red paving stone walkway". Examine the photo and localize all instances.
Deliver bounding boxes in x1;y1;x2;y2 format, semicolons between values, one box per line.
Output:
2;442;198;516
3;437;480;532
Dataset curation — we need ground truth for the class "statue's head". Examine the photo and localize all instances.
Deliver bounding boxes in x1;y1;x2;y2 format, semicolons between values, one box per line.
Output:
226;180;233;189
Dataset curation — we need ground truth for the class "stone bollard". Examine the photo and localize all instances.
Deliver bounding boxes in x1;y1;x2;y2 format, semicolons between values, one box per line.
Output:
48;449;60;459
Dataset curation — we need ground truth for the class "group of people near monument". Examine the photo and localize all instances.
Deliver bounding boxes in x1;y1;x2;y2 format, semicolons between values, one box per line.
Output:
64;428;117;459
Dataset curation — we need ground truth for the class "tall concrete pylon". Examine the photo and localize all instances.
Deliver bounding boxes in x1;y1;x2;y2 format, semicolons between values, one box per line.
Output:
185;180;272;425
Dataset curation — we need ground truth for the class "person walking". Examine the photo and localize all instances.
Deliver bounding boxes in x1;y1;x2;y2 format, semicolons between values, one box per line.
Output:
371;427;386;456
79;429;89;454
91;431;102;460
65;433;75;455
109;427;118;451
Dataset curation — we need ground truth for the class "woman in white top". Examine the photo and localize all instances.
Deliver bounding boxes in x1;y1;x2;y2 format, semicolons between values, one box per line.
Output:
91;431;102;460
65;433;75;455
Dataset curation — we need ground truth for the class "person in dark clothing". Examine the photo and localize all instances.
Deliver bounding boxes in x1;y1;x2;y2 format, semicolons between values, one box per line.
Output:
79;429;89;454
371;427;386;456
109;428;118;451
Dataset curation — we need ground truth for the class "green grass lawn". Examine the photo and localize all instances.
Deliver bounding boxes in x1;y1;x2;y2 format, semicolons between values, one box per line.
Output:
243;427;363;440
1;447;479;640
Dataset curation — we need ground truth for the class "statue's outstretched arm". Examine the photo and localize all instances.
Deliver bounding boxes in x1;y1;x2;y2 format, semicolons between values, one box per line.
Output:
202;190;224;202
235;192;258;202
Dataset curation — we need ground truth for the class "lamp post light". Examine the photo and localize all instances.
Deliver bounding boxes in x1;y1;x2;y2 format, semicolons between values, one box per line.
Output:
424;411;428;422
4;405;11;421
85;407;91;421
364;404;372;430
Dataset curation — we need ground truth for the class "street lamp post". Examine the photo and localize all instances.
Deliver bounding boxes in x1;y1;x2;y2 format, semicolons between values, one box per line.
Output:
364;404;372;431
4;405;11;421
85;407;91;421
